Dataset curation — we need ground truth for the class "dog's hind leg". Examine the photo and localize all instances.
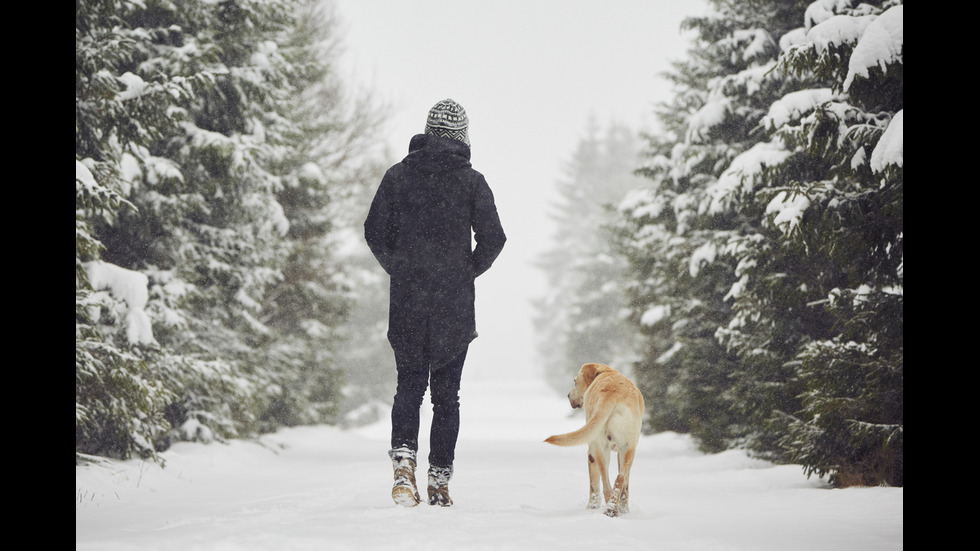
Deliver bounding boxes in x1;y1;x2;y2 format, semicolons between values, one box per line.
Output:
605;447;636;517
586;443;611;509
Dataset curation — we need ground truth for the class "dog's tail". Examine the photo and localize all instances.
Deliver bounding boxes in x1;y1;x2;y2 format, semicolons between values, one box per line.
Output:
544;402;614;447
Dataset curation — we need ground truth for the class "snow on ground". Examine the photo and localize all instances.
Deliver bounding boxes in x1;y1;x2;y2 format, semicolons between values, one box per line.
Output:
76;375;902;551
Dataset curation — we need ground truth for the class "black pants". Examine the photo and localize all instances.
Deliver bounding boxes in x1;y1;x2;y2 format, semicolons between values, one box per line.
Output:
390;346;468;468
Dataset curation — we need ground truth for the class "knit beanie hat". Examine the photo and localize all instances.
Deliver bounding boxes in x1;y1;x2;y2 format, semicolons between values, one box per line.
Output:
424;99;470;146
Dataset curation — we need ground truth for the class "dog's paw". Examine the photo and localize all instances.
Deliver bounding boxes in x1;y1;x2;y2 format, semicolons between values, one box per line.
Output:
603;502;629;517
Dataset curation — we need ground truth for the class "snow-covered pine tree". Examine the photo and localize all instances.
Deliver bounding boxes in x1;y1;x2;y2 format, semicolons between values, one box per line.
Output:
617;0;902;484
88;0;306;444
757;0;904;486
77;162;175;461
534;122;645;394
77;0;387;457
647;0;904;483
76;0;196;460
614;0;810;451
256;0;389;427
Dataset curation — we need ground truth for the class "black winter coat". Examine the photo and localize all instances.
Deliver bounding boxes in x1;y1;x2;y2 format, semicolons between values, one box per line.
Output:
364;134;506;368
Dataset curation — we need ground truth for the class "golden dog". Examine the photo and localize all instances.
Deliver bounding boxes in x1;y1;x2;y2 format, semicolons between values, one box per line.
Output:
545;363;644;517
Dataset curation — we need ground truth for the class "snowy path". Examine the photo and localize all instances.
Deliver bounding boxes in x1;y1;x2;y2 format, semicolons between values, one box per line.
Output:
76;376;902;550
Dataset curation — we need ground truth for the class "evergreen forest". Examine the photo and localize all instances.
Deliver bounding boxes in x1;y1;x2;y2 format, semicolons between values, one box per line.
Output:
538;0;902;487
78;0;902;488
76;0;391;461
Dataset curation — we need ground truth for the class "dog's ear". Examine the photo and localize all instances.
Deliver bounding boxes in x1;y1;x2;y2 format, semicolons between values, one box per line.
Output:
580;363;603;385
581;363;614;385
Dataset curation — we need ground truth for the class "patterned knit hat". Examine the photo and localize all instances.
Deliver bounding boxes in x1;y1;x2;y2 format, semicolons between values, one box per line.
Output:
425;99;470;146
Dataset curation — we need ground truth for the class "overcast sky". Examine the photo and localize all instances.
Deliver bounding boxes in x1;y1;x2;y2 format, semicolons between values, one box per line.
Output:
332;0;708;378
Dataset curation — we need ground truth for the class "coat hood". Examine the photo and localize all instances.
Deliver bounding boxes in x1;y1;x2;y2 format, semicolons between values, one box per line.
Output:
401;134;472;174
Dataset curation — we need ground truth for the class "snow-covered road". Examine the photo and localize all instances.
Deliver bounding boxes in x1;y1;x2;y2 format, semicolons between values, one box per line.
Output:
76;377;902;550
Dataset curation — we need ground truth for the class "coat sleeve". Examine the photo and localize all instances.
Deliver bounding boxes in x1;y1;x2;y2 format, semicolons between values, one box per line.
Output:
471;175;506;278
364;172;396;274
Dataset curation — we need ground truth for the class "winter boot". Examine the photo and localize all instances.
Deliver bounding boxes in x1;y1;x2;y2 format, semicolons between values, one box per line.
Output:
427;464;454;507
389;447;420;507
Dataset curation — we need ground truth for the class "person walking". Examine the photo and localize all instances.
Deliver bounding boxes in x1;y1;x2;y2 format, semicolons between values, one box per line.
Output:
364;99;506;507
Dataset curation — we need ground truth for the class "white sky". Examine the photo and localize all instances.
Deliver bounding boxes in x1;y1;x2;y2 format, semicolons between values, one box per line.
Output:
332;0;707;378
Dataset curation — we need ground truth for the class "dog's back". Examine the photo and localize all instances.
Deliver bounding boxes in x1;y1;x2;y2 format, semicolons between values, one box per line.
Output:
544;365;643;447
